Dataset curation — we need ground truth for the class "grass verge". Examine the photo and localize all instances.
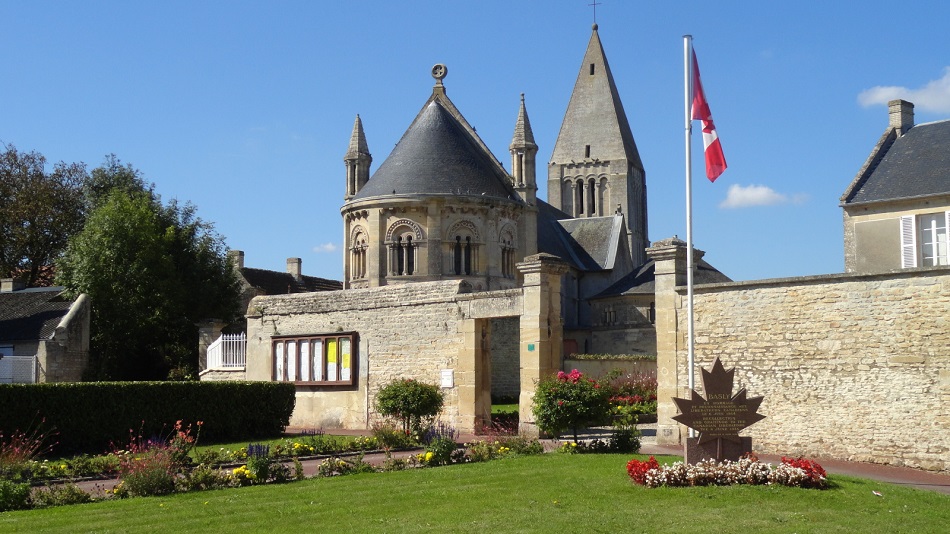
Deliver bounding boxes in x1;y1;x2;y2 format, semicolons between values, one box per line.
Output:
2;454;948;533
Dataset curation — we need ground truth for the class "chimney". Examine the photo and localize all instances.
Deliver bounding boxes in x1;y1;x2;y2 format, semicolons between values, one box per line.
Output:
287;258;302;280
228;250;245;270
888;99;914;135
1;278;26;292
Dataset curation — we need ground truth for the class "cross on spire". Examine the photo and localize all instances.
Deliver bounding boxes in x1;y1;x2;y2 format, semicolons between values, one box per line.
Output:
589;1;602;24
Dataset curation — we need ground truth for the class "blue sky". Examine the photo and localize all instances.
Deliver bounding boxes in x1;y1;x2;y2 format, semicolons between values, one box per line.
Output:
3;1;950;282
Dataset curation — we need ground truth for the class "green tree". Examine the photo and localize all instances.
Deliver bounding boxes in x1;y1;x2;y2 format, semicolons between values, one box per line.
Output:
0;145;87;286
374;379;445;436
57;166;240;380
532;369;611;442
82;153;153;212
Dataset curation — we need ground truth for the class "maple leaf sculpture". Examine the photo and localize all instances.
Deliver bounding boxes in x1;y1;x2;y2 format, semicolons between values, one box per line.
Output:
672;358;765;444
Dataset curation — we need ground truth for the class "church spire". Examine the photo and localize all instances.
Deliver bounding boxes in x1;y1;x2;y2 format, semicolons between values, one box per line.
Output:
344;114;372;200
547;24;649;265
510;93;538;205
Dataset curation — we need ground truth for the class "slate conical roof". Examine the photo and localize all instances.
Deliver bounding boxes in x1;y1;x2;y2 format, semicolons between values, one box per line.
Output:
351;90;519;202
551;24;643;170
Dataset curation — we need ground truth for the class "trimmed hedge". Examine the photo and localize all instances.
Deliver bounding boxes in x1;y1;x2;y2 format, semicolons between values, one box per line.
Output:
0;382;296;454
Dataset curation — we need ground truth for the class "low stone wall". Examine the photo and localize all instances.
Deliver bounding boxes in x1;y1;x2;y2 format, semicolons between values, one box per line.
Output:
674;268;950;473
199;368;247;381
563;357;655;379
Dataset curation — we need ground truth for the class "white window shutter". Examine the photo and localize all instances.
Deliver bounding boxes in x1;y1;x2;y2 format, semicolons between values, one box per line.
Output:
900;215;917;268
944;211;950;265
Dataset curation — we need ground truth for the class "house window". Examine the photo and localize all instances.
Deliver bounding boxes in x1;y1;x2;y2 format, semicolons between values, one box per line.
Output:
273;333;356;385
901;212;950;268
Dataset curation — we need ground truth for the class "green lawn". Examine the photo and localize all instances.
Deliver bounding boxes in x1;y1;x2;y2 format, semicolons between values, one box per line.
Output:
3;454;948;533
491;403;518;415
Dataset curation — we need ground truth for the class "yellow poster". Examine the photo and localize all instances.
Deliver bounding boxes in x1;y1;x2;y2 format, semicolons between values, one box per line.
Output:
327;339;337;364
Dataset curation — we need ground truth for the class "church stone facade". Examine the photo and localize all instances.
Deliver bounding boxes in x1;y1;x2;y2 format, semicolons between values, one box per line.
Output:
244;24;687;435
238;27;950;474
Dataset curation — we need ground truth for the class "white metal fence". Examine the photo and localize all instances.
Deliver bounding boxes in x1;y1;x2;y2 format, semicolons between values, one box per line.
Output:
0;355;38;383
206;333;246;369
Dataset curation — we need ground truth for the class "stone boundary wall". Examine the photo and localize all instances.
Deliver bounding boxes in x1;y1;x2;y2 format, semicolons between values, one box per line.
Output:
245;281;523;431
676;268;950;472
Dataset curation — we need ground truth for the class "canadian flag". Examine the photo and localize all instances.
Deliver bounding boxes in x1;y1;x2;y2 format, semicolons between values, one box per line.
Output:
691;51;726;182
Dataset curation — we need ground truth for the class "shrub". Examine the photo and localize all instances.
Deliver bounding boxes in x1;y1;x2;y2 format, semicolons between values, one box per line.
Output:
30;483;93;508
374;379;444;436
68;453;120;478
0;480;31;512
0;382;295;454
317;455;377;477
465;435;544;462
0;416;58;481
606;371;658;415
609;404;642;453
114;427;184;497
371;423;414;450
179;464;231;492
421;423;459;465
117;447;177;497
246;443;272;482
532;369;610;441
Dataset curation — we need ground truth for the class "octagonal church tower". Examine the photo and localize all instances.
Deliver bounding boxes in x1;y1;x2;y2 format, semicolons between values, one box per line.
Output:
341;65;538;291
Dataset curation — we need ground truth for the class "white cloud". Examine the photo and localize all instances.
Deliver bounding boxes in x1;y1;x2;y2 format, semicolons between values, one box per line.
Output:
858;67;950;113
719;184;806;209
313;243;338;253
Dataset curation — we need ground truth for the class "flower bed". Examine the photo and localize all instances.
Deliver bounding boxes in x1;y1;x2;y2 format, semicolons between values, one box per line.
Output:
626;454;828;489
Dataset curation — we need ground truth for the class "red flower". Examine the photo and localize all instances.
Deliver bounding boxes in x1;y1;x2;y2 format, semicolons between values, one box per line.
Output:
626;456;659;485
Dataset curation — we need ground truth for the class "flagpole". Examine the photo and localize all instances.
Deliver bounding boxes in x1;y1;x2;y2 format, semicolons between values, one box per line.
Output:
683;35;696;439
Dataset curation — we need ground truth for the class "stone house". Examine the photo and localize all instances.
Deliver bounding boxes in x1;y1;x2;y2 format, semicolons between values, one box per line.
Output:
841;99;950;272
0;278;90;383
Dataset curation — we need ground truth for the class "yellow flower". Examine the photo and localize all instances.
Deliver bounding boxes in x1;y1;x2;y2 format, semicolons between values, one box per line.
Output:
424;452;434;462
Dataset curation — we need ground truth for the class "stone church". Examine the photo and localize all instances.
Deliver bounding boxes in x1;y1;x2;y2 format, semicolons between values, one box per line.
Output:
240;24;726;434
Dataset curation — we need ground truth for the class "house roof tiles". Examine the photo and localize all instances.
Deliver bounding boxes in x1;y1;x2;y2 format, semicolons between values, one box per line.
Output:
843;119;950;205
0;287;75;342
241;268;342;295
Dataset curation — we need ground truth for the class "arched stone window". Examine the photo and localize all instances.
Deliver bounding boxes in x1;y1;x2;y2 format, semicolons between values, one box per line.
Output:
575;178;585;215
350;226;368;280
447;220;480;276
562;180;574;216
597;176;609;217
499;225;517;279
386;219;423;276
